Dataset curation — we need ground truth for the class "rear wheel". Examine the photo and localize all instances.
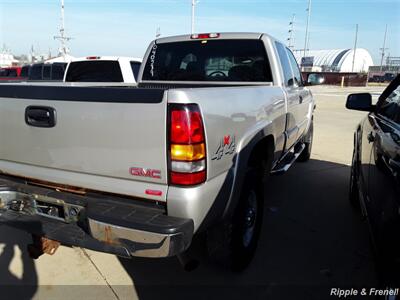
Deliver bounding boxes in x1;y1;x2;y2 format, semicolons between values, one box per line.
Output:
297;119;313;162
207;169;264;271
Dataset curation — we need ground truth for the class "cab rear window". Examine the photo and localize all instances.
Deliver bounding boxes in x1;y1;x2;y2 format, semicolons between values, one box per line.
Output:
142;39;273;82
66;61;123;82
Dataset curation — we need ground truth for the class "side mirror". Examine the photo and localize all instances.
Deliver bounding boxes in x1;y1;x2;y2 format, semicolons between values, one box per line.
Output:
346;93;373;111
307;73;325;85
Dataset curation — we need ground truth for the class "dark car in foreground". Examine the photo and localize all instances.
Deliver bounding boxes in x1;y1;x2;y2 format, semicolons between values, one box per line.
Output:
347;75;400;288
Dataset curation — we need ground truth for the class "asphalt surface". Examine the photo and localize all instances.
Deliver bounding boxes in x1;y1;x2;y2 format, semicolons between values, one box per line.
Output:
0;85;387;300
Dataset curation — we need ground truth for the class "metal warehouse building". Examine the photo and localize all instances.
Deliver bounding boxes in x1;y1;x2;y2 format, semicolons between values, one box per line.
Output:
294;48;374;73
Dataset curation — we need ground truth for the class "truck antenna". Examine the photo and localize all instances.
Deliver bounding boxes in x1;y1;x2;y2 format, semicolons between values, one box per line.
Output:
54;0;72;57
191;0;199;34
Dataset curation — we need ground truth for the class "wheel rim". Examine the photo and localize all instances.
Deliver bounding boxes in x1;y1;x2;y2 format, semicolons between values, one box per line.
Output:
242;190;258;248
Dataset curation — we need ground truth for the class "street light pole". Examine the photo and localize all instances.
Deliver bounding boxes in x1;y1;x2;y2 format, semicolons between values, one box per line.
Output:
351;24;358;73
303;0;312;59
380;24;388;71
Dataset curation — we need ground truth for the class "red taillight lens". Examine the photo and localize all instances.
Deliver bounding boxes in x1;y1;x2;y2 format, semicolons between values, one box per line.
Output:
171;109;205;144
171;171;206;186
169;104;206;186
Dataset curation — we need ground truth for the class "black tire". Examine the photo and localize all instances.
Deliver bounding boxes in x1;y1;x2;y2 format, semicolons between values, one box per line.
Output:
297;119;313;162
206;169;264;271
349;149;361;211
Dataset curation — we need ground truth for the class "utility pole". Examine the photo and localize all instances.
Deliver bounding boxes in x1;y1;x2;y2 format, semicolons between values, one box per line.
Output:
287;14;296;50
54;0;72;57
380;24;388;71
303;0;312;59
191;0;199;34
351;24;358;73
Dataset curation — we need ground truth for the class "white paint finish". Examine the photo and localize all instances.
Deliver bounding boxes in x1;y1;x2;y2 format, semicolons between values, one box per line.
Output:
63;56;142;84
0;97;168;200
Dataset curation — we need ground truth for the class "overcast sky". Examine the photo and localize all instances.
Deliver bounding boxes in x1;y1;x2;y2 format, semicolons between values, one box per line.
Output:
0;0;399;64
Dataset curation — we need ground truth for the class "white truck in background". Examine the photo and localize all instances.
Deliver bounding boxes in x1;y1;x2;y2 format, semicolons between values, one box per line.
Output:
64;56;142;84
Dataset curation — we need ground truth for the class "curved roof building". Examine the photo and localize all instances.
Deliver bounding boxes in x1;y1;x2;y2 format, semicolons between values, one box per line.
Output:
294;48;374;73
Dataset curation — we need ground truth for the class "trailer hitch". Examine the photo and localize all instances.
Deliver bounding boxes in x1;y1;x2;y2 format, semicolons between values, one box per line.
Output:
27;234;60;259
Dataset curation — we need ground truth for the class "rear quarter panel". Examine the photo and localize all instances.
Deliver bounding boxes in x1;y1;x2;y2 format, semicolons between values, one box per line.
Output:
167;86;286;180
166;86;286;231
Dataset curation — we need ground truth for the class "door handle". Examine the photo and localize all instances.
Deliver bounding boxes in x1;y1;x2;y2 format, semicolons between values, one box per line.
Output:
299;96;303;104
367;132;375;143
25;106;56;128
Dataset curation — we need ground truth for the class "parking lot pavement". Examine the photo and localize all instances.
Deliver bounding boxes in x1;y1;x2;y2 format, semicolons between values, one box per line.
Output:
0;85;387;300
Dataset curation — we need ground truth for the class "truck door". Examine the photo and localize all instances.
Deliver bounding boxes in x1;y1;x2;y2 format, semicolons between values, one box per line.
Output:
275;42;302;150
286;48;313;139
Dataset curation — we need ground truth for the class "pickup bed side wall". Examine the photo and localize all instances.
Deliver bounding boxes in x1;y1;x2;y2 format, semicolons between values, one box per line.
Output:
166;86;287;231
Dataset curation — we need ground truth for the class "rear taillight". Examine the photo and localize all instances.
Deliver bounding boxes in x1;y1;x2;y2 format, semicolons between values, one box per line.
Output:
168;104;206;186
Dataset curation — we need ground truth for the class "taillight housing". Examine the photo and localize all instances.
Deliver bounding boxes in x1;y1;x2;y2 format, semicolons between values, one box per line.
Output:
190;33;220;39
168;104;206;186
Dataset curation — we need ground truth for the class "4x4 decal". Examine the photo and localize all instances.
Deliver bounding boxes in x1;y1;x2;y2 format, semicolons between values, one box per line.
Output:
211;135;236;160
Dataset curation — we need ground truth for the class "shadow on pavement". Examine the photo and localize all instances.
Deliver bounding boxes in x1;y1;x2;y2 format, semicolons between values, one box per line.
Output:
0;225;38;300
119;159;378;300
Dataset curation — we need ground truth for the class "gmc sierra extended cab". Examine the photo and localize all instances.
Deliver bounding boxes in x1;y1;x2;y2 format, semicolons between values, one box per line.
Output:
0;32;315;270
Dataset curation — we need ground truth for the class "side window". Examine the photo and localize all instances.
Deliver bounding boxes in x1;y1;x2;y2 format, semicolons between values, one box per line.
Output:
29;65;43;80
8;69;17;77
51;63;66;80
20;66;30;77
130;62;141;81
286;48;303;86
377;85;400;124
275;42;294;87
42;65;51;80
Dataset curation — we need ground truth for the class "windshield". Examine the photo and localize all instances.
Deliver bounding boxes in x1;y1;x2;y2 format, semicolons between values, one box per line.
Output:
142;39;272;82
66;61;123;82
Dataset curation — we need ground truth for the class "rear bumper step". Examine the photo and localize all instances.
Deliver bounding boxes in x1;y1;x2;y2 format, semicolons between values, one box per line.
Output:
0;176;193;258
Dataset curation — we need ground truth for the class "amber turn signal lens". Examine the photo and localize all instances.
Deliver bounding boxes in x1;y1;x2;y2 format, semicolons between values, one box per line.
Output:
171;143;205;161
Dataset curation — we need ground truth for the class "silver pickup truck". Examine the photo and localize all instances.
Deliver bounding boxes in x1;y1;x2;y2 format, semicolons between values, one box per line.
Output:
0;32;315;271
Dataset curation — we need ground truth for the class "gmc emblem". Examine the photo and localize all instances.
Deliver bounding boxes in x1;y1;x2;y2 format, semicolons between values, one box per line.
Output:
129;167;161;179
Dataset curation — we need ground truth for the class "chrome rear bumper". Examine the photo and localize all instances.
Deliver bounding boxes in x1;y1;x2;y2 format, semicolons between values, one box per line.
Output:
0;175;193;258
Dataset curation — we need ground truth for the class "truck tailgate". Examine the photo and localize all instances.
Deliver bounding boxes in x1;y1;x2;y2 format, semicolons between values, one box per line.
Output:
0;85;168;201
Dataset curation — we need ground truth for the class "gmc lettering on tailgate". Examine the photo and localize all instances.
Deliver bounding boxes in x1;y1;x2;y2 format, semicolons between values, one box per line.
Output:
129;167;161;179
